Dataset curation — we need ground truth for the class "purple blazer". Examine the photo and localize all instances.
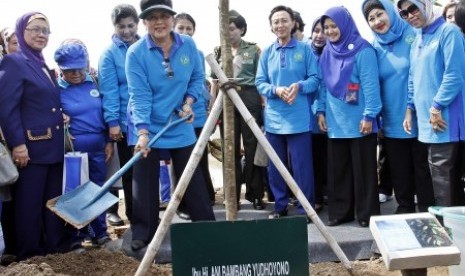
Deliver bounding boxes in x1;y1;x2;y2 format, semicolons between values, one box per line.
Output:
0;52;64;164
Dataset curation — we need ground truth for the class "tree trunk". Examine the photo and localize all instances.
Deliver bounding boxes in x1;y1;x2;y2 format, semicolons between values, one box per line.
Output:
219;0;237;220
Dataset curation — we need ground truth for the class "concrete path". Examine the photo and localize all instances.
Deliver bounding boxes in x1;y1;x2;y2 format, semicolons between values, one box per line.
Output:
113;197;397;264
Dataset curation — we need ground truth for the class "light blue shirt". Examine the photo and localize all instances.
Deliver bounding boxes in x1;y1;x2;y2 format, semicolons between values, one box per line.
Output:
192;50;210;129
373;25;418;138
408;19;465;143
126;32;203;148
318;47;382;138
255;38;320;134
99;34;137;133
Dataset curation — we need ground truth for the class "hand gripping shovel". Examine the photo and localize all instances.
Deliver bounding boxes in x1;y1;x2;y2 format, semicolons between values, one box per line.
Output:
47;115;190;229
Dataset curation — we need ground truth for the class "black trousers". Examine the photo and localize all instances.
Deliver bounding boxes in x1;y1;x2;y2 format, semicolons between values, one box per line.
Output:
195;127;215;201
377;137;393;196
108;136;133;221
312;133;327;205
327;135;380;222
384;138;434;213
220;86;264;201
131;144;215;242
428;142;465;206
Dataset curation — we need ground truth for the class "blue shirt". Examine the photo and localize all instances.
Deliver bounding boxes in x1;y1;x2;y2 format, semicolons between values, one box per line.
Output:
126;32;203;148
59;75;107;152
255;38;320;134
192;50;210;129
99;35;137;133
373;25;418;138
318;47;382;138
408;19;465;143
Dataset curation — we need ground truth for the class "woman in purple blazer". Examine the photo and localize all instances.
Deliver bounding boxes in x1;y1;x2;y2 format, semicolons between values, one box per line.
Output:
0;12;69;260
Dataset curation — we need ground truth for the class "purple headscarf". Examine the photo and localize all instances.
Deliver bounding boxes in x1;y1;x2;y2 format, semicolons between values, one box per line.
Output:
15;12;49;68
319;6;371;100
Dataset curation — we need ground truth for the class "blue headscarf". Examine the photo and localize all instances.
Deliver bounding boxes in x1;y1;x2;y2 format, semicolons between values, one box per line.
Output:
363;0;410;45
15;12;48;69
319;6;371;101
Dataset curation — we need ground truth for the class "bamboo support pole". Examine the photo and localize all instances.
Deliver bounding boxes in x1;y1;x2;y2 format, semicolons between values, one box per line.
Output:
206;54;353;271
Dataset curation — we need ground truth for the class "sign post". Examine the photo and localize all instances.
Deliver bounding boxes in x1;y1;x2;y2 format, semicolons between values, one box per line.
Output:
171;217;309;276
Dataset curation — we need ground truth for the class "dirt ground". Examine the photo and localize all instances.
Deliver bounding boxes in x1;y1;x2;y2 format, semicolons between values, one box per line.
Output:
0;187;450;275
0;250;449;275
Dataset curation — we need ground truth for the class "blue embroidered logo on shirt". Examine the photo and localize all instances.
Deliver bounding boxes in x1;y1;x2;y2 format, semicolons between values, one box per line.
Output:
90;89;100;97
405;35;415;45
180;55;190;65
293;52;304;62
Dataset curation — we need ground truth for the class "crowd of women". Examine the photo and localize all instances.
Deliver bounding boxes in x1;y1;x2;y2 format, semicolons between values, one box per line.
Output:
1;0;465;261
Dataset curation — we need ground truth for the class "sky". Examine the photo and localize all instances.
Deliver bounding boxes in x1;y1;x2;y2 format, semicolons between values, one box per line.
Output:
0;0;448;68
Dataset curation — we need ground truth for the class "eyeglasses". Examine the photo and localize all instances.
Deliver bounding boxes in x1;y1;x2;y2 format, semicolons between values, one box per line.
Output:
162;58;174;78
25;26;51;36
399;4;420;19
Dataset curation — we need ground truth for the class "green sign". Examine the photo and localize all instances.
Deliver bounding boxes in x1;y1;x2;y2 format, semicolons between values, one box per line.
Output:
171;217;309;276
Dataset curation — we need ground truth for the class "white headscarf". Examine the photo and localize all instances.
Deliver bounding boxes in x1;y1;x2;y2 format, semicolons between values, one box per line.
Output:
398;0;442;27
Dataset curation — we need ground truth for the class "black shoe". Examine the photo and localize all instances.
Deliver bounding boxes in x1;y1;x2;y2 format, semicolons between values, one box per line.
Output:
253;198;265;210
358;220;369;227
289;197;298;206
327;217;354;227
93;236;111;246
268;209;288;219
159;201;169;210
176;210;191;220
106;212;124;226
131;240;147;251
0;254;17;266
70;240;85;253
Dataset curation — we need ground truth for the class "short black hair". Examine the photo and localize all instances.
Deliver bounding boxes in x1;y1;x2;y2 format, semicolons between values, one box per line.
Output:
268;5;297;35
111;4;139;25
455;0;465;33
229;10;247;37
293;11;305;32
174;13;196;31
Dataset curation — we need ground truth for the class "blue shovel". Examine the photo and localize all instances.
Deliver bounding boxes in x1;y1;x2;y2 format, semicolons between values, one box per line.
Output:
46;115;190;229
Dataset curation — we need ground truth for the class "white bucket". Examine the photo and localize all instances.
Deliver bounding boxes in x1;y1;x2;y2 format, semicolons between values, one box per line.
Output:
429;206;465;276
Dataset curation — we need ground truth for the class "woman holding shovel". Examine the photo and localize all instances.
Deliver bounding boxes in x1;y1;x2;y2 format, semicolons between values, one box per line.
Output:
126;0;215;251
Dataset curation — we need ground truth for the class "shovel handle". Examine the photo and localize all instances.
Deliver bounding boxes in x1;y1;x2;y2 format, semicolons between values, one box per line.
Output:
84;114;191;208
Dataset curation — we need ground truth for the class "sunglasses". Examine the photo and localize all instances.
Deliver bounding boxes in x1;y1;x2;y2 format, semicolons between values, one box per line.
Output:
162;58;174;78
399;4;420;19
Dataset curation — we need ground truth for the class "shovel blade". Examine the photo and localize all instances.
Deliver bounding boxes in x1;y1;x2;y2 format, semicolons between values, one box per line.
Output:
46;181;119;229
